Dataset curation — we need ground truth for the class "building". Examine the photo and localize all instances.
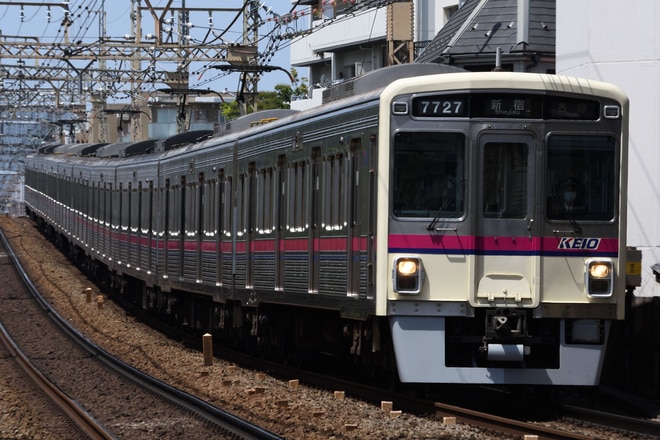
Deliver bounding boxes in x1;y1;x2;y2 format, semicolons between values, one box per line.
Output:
416;0;555;73
556;1;660;297
291;0;555;109
290;0;459;108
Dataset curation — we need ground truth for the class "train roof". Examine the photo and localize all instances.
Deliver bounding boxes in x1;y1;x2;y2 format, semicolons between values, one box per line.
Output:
37;142;61;154
154;130;214;153
221;109;300;135
321;63;466;104
96;139;159;158
53;142;109;157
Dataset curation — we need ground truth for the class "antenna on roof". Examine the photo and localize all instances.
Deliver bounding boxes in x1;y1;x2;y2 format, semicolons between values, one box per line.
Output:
493;47;503;72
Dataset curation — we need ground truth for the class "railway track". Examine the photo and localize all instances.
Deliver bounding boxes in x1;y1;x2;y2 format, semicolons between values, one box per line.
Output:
0;228;283;440
0;308;101;439
130;301;660;440
2;215;658;439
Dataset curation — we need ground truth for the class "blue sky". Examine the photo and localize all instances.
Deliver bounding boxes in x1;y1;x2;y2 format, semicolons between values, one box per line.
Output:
0;0;305;96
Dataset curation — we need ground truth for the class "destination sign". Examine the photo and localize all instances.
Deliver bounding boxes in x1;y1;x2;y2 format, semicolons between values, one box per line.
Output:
411;93;600;120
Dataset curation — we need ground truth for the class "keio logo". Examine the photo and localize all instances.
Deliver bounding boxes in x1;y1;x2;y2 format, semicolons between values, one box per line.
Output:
557;237;601;250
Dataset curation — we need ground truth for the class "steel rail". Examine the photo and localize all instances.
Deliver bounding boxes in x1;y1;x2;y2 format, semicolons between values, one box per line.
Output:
0;238;115;440
0;228;284;440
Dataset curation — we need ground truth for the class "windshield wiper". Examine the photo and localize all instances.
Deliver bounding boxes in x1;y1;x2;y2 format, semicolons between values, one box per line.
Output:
427;179;464;231
550;194;582;234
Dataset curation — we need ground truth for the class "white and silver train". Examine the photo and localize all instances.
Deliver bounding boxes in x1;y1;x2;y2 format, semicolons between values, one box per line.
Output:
25;64;633;385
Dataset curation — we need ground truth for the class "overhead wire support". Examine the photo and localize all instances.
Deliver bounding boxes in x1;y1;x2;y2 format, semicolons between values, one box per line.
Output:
0;0;298;137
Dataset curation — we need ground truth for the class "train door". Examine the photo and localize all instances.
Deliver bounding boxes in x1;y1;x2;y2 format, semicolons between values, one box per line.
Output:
275;155;285;291
216;170;224;287
163;179;170;279
347;138;361;297
246;163;255;288
179;175;186;279
196;172;204;284
309;147;321;293
473;132;540;308
146;181;154;273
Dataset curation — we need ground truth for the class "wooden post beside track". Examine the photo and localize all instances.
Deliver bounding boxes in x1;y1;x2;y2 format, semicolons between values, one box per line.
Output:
203;333;213;366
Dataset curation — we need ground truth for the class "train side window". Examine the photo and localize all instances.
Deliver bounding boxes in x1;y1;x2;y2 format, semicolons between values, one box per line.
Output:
322;153;346;230
184;177;198;236
237;174;246;236
92;181;98;223
132;182;140;233
169;180;181;238
104;182;111;227
287;161;308;232
256;167;275;234
140;181;148;233
222;177;233;237
204;177;216;237
142;181;153;234
546;135;616;221
124;182;131;231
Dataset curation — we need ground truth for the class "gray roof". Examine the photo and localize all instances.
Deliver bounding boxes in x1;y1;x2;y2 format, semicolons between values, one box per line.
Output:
416;0;555;64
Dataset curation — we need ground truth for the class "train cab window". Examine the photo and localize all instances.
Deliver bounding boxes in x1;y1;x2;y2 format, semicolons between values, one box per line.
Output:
392;132;465;218
546;135;616;221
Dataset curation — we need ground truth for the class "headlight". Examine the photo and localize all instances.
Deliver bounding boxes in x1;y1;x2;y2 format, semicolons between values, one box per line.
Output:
585;259;614;297
397;259;418;276
589;263;610;278
393;257;424;295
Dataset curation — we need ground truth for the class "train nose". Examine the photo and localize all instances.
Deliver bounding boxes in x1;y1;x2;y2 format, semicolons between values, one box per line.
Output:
475;273;534;306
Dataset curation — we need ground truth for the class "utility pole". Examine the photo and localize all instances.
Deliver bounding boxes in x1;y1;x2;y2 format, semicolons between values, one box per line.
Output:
241;0;260;114
97;0;108;142
0;1;289;137
387;0;415;65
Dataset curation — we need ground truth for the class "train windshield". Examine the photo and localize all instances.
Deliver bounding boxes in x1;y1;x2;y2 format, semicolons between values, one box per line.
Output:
546;134;616;221
392;132;465;218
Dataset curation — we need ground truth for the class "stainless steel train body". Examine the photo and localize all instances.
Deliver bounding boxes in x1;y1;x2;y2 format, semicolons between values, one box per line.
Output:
24;64;629;385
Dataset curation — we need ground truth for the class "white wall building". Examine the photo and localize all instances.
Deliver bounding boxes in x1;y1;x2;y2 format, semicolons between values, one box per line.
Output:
290;0;459;109
556;1;660;296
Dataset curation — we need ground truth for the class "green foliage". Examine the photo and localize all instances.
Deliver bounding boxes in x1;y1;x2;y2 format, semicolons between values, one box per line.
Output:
221;99;241;120
220;68;309;120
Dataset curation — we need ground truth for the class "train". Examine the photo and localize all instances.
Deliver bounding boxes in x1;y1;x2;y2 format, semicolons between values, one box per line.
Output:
24;63;633;386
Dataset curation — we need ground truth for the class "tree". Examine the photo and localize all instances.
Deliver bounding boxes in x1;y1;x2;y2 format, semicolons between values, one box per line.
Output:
279;68;309;108
220;68;309;120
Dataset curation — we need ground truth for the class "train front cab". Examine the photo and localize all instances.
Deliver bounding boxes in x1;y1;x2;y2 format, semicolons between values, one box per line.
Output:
378;73;629;385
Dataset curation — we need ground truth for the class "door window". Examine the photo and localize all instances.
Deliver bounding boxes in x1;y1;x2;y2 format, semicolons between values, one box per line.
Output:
482;143;528;219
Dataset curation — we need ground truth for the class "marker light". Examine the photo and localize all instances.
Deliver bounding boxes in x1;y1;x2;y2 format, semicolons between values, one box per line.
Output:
393;257;424;294
585;259;613;297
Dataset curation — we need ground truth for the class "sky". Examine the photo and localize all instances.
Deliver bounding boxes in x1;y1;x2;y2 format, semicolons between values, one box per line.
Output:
0;0;307;100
